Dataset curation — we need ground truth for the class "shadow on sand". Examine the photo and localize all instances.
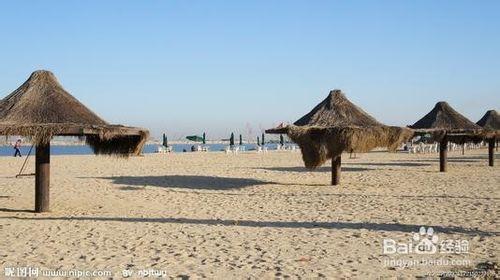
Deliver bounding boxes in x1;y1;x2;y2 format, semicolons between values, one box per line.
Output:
93;175;271;190
138;189;500;200
0;208;33;213
316;192;500;201
408;159;480;163
257;166;372;172
2;216;497;237
407;155;498;163
257;162;432;173
345;162;430;167
113;188;499;201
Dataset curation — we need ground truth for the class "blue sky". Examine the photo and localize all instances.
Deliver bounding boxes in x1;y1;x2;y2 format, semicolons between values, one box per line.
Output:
0;1;498;140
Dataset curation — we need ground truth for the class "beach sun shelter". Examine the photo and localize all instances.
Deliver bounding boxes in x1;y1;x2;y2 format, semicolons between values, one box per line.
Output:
0;70;149;213
186;135;204;142
409;102;483;172
266;90;413;185
476;110;500;166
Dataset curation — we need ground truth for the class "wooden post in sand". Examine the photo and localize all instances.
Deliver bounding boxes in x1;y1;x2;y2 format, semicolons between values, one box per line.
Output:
488;138;495;167
332;155;341;185
439;136;448;172
35;143;50;212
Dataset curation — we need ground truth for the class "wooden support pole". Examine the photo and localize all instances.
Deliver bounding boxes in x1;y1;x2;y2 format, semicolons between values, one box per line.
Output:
488;138;495;167
331;155;341;185
439;136;448;172
35;143;50;213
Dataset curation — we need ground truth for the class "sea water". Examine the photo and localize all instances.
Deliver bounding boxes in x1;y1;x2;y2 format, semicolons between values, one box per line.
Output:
0;143;268;156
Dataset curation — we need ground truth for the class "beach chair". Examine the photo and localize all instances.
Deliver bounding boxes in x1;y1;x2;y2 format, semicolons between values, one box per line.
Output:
418;143;425;154
410;145;417;154
430;143;438;153
425;144;433;153
232;146;239;154
225;146;239;154
158;146;173;153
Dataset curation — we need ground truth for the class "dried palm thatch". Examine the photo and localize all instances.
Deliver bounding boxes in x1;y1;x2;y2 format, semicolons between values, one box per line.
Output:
477;110;500;139
477;110;500;129
0;70;148;155
287;125;413;168
410;101;481;131
293;89;382;127
266;90;413;168
409;101;483;144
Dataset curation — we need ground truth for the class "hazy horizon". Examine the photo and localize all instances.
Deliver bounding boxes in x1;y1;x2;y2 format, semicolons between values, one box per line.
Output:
1;1;498;139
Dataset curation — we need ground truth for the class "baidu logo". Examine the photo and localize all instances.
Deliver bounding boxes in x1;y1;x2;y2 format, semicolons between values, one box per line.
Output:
413;226;439;254
383;226;469;255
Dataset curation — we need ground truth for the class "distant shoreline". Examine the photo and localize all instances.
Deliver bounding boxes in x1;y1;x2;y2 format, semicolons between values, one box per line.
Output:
0;139;274;146
0;142;291;156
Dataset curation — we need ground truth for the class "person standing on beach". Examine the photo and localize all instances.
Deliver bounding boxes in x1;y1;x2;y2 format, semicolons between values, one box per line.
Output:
13;139;22;157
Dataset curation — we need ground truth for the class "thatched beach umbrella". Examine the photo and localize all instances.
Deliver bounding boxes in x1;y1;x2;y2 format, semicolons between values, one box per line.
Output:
266;90;412;185
409;101;483;172
476;110;499;166
0;70;149;212
477;110;500;130
186;135;203;142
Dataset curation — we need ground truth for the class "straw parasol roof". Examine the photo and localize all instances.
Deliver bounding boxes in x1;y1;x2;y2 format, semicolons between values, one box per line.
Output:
409;101;481;132
293;89;382;127
477;110;500;139
266;90;413;168
477;110;500;130
0;70;148;155
409;101;483;143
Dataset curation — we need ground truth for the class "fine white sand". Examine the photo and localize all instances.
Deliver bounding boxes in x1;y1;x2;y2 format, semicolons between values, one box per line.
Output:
0;149;498;278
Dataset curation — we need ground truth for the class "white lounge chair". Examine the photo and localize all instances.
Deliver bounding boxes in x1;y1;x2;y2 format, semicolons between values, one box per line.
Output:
232;146;239;154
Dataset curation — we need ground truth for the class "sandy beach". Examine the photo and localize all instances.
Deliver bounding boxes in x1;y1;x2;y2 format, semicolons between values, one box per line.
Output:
0;149;498;278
